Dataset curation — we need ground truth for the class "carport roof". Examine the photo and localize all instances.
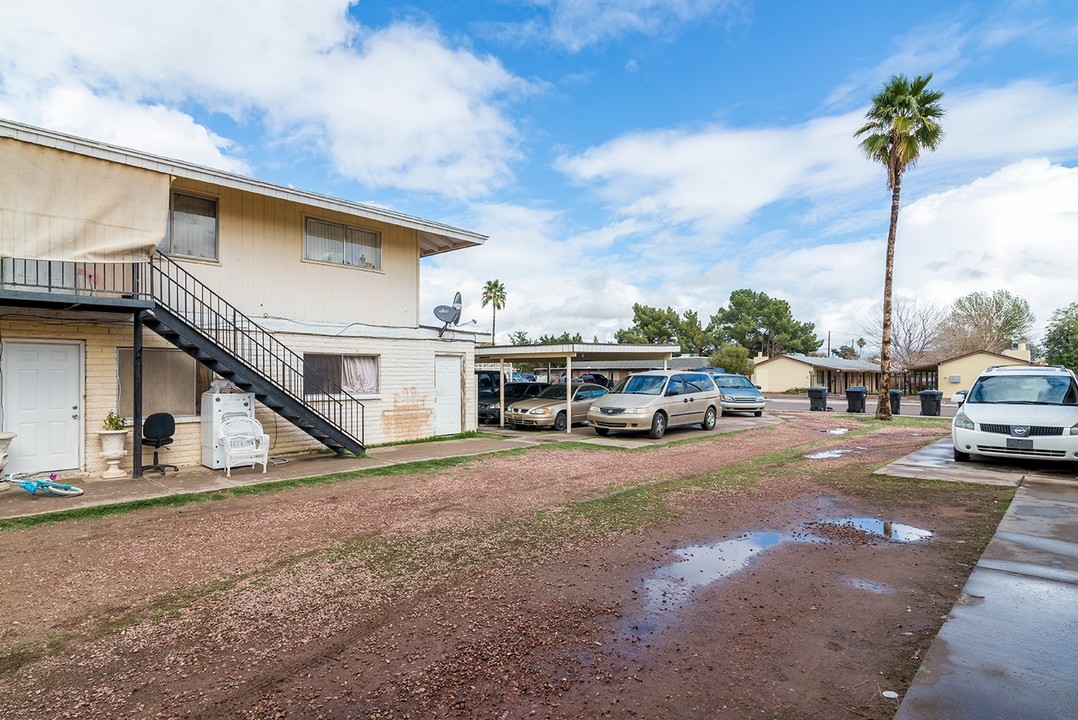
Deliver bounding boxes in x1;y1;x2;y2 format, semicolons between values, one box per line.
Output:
475;342;682;363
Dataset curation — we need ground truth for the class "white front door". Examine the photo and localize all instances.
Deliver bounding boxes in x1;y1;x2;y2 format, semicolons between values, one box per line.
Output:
1;341;82;474
434;355;463;435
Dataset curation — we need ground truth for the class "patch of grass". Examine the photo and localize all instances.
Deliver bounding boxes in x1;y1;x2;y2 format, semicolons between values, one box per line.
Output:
0;494;211;530
364;431;492;449
148;580;236;623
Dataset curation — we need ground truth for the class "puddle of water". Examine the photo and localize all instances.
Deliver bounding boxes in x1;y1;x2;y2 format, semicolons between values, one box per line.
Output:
805;449;850;459
643;532;783;614
845;578;891;594
834;517;934;542
819;428;850;434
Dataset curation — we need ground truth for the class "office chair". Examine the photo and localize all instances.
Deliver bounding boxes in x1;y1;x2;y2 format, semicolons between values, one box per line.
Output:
142;412;178;474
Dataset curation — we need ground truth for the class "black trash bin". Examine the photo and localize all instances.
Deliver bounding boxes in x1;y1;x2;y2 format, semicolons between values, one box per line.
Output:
845;386;867;413
889;388;903;415
808;386;829;412
918;389;943;416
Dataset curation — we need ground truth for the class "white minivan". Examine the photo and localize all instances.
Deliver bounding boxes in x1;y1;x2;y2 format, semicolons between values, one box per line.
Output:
587;370;720;439
952;365;1078;463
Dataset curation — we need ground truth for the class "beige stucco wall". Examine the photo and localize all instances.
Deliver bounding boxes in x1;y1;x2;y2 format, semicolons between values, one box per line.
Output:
938;353;1030;394
0;315;475;483
169;178;420;328
753;358;813;392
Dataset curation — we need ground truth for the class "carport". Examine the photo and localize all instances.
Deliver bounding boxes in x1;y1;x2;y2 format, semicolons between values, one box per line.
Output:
475;343;682;433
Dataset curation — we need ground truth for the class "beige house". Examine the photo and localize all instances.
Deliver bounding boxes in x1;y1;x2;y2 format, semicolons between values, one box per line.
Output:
0;119;486;480
910;348;1034;397
753;354;883;394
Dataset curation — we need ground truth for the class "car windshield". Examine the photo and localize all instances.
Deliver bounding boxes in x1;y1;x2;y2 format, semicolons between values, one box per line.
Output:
612;375;667;395
967;375;1078;405
536;385;570;400
715;375;754;389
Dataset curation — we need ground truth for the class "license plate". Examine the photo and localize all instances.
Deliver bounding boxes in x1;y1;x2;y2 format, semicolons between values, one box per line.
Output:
1006;438;1033;450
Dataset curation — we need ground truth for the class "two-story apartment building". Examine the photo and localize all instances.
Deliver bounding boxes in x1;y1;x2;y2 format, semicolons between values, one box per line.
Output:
0;119;485;479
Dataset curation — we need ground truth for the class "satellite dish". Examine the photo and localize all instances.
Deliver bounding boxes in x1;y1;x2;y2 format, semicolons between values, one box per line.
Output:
434;292;464;335
451;291;462;324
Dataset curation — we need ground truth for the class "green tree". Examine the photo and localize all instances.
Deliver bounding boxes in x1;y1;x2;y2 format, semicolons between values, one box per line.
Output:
480;279;507;344
614;304;681;344
854;73;945;419
678;310;717;357
709;343;754;377
938;290;1036;356
1044;303;1078;373
707;289;820;358
538;331;584;344
508;330;531;345
832;344;859;360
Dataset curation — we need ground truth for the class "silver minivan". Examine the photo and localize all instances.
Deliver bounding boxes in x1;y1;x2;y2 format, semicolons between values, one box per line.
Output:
587;370;720;439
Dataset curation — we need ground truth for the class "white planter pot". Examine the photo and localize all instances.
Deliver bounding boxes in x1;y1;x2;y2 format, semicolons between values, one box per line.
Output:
98;429;130;479
0;431;15;475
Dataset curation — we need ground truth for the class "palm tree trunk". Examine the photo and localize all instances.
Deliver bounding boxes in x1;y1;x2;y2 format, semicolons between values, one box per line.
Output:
876;178;902;420
491;307;497;345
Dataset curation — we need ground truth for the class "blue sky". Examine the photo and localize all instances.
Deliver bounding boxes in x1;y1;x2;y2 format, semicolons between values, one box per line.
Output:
3;1;1077;349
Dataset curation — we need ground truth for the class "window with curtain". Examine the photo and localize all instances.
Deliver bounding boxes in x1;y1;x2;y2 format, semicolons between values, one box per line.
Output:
164;192;218;260
117;348;214;417
305;218;381;270
303;354;379;396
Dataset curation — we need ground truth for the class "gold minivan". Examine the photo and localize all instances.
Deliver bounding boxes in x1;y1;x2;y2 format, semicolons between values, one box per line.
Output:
586;370;720;439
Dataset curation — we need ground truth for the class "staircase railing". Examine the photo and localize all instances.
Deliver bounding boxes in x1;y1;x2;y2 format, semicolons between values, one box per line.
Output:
140;253;365;449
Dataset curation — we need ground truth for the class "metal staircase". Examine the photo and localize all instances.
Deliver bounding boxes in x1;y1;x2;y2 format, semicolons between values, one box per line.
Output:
140;253;365;456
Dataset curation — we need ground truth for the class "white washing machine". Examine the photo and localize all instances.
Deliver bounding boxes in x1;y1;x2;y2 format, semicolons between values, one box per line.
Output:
200;392;255;469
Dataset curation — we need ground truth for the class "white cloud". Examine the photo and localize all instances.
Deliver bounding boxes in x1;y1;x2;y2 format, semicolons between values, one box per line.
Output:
486;0;744;53
555;80;1078;237
738;159;1078;340
0;85;250;174
0;0;528;199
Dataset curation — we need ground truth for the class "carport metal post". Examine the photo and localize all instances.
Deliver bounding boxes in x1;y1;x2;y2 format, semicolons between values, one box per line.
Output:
499;358;506;428
564;354;572;433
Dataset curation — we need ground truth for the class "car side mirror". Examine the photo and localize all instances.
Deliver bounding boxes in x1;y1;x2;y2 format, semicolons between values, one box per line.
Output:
755;384;762;389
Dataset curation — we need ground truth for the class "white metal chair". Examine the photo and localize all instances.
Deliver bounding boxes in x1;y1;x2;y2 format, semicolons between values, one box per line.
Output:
217;417;270;478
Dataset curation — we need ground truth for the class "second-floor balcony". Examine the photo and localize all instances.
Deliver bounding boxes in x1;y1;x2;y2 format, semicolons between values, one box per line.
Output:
0;256;151;312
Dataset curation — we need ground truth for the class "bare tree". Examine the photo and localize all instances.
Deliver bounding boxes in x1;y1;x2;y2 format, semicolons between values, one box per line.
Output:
936;290;1035;356
863;297;946;369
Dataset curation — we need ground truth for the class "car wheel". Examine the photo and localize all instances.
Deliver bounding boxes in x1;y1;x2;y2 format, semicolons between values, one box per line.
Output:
953;447;971;462
754;410;763;417
595;427;610;436
649;412;667;440
553;411;567;432
701;406;717;431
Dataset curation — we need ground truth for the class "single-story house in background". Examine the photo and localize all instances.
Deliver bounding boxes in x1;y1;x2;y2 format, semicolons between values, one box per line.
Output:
752;354;883;394
0;118;485;480
905;346;1034;395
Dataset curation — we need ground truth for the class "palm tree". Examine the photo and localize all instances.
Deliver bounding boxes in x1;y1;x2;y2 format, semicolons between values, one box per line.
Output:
481;279;507;344
854;74;944;420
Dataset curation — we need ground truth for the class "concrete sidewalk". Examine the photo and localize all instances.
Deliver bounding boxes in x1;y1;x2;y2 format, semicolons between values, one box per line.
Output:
0;433;541;521
894;475;1078;719
881;440;1078;720
1;414;779;521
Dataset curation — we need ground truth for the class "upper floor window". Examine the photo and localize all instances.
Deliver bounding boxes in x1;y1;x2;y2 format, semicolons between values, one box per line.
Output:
164;193;218;260
305;218;381;270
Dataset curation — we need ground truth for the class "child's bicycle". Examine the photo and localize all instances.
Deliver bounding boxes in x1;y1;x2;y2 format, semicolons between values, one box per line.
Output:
0;471;84;497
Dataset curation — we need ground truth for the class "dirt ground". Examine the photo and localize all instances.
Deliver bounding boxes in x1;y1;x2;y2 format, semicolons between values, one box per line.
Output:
0;413;1012;719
